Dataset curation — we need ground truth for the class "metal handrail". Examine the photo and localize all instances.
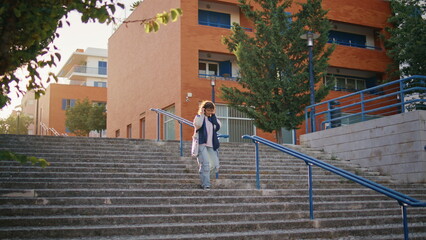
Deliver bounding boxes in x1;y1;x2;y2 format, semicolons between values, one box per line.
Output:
150;108;229;157
242;134;426;240
305;75;426;133
49;128;60;136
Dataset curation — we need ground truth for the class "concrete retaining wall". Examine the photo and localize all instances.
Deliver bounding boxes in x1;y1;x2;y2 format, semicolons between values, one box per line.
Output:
300;110;426;183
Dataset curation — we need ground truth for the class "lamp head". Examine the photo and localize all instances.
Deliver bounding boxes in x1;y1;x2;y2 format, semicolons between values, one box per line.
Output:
300;31;320;47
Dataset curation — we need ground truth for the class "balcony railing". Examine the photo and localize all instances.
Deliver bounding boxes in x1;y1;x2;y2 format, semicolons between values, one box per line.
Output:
199;21;252;32
65;66;107;78
199;73;239;81
328;39;382;50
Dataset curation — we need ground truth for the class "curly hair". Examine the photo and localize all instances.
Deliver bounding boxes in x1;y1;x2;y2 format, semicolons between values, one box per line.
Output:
197;100;216;115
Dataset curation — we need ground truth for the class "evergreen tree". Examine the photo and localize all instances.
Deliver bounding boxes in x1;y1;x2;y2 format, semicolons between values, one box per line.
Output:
221;0;334;142
385;0;426;78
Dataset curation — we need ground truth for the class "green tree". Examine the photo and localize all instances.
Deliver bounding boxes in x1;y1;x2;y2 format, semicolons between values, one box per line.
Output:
65;99;106;136
0;0;125;109
0;112;33;134
65;99;92;136
0;0;182;109
385;0;426;78
88;103;107;137
221;0;334;142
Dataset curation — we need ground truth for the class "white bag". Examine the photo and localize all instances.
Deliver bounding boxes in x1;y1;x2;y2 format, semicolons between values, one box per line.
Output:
191;132;199;157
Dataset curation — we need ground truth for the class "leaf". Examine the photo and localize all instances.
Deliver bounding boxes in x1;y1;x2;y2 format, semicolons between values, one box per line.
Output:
81;14;89;23
152;21;160;32
144;22;152;33
13;8;21;17
99;15;107;23
55;53;61;61
171;9;178;22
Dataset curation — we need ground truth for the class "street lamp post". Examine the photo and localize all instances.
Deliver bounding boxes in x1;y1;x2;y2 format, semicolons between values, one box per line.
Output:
300;31;319;132
210;76;218;179
211;77;216;103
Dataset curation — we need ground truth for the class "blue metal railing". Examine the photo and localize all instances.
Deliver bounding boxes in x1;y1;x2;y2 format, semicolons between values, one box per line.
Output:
328;39;382;50
305;75;426;133
242;135;426;240
199;73;239;81
150;108;229;157
199;21;253;32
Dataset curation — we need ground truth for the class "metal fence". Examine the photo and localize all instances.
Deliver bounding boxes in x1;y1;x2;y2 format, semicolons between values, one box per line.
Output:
305;75;426;133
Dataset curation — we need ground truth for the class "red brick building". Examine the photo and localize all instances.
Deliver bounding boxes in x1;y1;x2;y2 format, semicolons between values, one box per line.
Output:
107;0;392;143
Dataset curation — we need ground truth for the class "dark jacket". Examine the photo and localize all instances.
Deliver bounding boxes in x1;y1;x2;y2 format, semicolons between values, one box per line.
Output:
194;114;221;151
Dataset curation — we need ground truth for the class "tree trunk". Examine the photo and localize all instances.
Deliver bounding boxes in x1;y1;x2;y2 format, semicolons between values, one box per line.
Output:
275;129;283;144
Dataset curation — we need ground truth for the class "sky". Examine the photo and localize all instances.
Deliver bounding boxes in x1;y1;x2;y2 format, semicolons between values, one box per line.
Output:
0;0;136;119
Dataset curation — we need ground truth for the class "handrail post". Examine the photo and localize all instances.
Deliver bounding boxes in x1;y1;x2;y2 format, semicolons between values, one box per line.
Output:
179;122;183;157
156;112;160;141
307;162;314;219
305;108;309;133
326;102;332;129
255;141;261;190
400;80;406;113
400;203;409;240
360;92;365;122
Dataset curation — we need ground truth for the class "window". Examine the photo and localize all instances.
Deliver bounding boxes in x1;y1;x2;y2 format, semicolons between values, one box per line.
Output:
115;129;120;138
93;101;107;107
326;75;367;92
281;128;296;144
98;61;107;75
127;124;132;138
163;106;175;140
140;118;145;139
199;61;219;76
61;99;76;110
94;81;107;88
199;10;231;29
216;104;255;143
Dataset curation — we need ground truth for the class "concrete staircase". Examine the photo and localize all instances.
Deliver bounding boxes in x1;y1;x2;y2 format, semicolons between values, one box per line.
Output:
0;134;425;239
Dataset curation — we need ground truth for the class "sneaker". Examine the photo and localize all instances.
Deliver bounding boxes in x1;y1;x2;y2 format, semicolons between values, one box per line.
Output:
203;186;210;190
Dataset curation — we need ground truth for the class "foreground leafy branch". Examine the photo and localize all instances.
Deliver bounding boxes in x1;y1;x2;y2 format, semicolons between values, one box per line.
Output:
0;150;50;168
0;0;124;109
123;8;183;33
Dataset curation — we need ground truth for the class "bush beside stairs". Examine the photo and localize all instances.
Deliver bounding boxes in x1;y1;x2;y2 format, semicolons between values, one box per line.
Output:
0;134;425;239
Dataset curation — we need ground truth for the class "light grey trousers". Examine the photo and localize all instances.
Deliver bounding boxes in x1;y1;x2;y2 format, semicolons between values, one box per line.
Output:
197;145;219;188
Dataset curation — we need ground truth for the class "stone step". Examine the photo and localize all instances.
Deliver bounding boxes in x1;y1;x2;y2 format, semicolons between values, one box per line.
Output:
5;193;424;206
0;174;389;184
2;187;425;198
1;180;406;190
3;209;423;227
1;217;425;239
0;199;416;217
13;227;426;240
